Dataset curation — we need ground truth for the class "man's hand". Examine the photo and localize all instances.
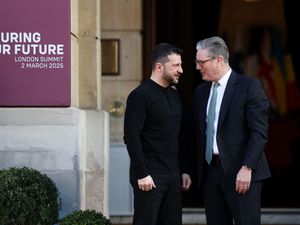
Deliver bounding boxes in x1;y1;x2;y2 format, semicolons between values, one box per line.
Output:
236;165;252;194
181;173;192;191
138;175;156;191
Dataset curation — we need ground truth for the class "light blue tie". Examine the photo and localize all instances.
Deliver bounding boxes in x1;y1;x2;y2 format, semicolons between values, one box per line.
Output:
206;82;219;164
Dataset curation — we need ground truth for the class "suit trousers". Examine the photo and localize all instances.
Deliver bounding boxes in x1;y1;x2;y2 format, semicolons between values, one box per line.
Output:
203;160;262;225
131;173;182;225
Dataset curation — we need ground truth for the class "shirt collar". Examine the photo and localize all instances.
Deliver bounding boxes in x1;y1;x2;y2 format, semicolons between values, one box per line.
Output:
215;67;231;87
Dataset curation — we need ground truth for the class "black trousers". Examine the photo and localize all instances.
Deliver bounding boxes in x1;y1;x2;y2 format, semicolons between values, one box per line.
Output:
203;160;262;225
131;173;182;225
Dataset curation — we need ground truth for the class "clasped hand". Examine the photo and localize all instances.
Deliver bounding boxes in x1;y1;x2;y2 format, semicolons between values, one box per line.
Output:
138;175;156;191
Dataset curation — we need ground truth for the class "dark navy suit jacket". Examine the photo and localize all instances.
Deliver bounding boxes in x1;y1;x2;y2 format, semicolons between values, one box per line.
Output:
194;71;271;185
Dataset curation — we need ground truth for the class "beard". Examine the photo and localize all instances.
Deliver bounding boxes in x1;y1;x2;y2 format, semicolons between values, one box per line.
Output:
162;70;179;86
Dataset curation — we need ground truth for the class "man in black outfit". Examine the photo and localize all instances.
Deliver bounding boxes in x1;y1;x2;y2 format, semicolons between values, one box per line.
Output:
124;43;192;225
194;36;271;225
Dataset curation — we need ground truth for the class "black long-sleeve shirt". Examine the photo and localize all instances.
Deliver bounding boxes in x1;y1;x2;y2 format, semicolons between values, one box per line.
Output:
124;79;182;180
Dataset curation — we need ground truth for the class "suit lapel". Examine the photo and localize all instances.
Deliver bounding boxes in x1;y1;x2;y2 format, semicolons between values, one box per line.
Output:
218;71;238;130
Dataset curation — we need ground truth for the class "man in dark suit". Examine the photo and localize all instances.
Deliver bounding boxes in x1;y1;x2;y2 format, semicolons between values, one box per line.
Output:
193;36;271;225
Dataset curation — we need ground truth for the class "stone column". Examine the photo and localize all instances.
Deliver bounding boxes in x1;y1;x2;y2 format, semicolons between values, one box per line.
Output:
79;110;109;216
78;0;101;109
73;0;110;217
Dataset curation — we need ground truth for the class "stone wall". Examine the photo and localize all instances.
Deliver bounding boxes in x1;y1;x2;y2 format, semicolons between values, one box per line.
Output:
0;108;109;218
101;0;142;142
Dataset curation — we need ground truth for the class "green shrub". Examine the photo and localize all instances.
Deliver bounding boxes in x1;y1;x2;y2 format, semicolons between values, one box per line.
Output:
59;210;112;225
0;167;60;225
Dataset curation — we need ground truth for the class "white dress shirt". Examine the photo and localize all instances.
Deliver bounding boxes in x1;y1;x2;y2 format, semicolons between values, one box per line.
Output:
207;68;232;155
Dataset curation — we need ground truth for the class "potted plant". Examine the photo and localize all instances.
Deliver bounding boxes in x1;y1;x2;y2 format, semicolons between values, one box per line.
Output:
59;209;112;225
0;167;60;225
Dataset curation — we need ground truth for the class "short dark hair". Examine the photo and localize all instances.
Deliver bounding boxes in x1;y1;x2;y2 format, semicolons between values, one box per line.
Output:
151;43;182;70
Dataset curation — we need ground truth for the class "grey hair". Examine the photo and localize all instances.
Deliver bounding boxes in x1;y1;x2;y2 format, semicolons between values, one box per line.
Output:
196;36;229;63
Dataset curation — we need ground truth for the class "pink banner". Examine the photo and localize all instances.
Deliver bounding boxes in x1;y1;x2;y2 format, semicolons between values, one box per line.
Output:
0;0;71;106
